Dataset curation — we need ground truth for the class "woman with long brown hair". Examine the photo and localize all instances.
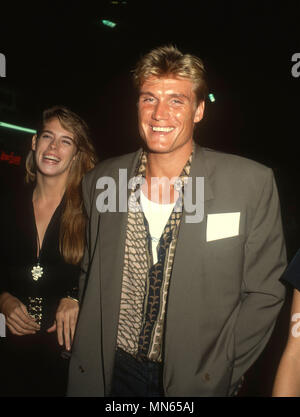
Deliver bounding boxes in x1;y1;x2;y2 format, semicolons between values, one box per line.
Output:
0;105;97;396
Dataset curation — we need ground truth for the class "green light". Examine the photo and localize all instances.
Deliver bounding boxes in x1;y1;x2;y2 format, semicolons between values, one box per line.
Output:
208;93;215;103
0;121;36;134
101;19;117;28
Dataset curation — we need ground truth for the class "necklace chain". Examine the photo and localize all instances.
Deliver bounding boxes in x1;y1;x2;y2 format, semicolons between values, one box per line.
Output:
31;231;44;282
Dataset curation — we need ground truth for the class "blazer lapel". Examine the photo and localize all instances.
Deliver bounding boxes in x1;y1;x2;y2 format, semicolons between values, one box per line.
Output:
164;144;214;362
189;143;214;203
99;149;143;389
173;143;214;267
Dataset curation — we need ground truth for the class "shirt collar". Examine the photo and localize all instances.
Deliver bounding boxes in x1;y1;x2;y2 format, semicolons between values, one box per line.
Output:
131;144;194;192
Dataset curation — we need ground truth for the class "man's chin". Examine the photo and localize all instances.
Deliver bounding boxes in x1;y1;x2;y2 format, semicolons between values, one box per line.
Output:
145;145;172;154
142;140;172;154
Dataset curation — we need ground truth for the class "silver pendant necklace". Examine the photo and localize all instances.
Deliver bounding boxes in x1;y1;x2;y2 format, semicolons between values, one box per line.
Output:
31;232;43;282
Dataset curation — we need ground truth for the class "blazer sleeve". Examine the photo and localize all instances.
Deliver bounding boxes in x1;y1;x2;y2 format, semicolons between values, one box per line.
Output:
229;168;287;394
78;174;93;301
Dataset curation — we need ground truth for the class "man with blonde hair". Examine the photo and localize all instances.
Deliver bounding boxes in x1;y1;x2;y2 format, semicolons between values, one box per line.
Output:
68;45;286;397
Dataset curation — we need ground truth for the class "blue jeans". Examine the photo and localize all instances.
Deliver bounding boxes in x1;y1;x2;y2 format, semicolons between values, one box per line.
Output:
110;348;164;397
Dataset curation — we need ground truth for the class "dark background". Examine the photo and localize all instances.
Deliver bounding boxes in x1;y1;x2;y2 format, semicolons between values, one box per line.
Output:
1;0;300;396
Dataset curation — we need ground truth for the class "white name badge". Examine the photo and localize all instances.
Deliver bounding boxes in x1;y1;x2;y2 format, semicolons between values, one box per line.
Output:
206;212;240;242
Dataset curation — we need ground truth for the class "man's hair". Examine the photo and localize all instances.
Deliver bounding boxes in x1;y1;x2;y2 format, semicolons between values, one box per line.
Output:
133;45;208;103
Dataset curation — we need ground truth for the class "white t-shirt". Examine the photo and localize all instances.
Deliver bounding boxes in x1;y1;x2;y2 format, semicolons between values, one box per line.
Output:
140;190;175;264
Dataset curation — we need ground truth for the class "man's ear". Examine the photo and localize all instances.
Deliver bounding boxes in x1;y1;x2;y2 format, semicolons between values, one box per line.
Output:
32;135;37;151
194;101;205;123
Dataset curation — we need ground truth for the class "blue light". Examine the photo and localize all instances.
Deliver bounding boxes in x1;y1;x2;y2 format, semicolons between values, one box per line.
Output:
0;121;36;134
101;19;117;28
208;93;215;103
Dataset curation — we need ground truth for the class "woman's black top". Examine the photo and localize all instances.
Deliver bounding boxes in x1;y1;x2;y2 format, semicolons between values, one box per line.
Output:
282;249;300;291
0;183;80;396
0;183;80;331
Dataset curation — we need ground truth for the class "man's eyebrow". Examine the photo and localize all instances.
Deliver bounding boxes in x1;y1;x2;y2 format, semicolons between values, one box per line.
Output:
169;93;190;101
139;92;190;101
139;91;155;97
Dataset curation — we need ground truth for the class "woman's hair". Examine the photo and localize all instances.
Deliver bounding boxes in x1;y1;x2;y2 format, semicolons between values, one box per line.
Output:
133;44;208;104
26;105;97;265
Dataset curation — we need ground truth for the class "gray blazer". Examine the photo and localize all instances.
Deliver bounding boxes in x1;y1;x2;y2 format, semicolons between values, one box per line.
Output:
67;144;286;397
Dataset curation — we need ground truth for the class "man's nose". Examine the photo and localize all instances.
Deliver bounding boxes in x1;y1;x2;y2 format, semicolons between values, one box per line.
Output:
152;101;169;120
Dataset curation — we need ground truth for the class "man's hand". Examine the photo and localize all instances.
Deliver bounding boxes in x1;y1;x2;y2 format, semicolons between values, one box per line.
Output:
0;292;40;335
47;297;79;351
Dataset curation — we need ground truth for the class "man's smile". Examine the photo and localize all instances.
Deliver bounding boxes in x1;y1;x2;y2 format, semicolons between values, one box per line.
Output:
151;126;175;133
